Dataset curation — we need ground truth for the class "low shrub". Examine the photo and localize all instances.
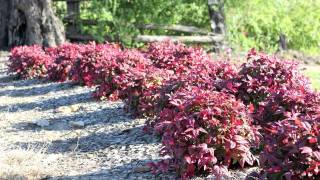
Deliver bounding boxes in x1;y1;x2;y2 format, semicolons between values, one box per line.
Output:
46;43;85;82
116;41;227;117
253;90;320;124
146;40;210;73
260;115;320;179
151;87;260;179
93;49;152;101
125;66;173;116
237;49;312;106
8;45;52;79
71;43;122;86
137;60;238;118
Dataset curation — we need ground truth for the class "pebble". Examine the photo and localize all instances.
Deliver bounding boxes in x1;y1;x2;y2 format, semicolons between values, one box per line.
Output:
34;119;50;127
55;105;80;113
69;121;85;128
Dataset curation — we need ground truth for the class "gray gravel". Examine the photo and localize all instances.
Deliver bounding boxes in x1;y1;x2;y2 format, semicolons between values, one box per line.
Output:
0;52;259;180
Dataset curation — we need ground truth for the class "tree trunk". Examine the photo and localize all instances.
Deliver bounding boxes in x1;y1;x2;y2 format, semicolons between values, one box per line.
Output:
0;0;10;48
208;0;225;52
0;0;65;49
208;0;225;35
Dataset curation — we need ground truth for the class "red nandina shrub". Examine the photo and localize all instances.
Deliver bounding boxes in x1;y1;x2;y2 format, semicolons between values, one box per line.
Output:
8;45;53;79
146;40;211;73
93;49;152;101
260;115;320;179
152;87;260;179
46;43;85;82
120;41;226;117
253;90;320;124
138;61;239;118
126;66;174;116
71;43;122;86
237;49;312;106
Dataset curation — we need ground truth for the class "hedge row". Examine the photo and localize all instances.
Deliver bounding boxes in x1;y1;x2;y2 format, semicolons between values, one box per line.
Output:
8;41;320;179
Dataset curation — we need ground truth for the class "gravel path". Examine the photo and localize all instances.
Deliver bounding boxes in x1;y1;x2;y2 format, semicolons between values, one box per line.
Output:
0;52;176;179
0;52;258;180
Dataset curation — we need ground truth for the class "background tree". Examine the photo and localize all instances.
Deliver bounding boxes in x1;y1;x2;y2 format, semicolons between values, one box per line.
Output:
208;0;225;35
0;0;65;49
208;0;226;51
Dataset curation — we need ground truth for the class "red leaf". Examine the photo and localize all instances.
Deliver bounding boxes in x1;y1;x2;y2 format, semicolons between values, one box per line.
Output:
184;155;192;164
248;103;255;114
313;151;320;161
308;137;318;144
300;146;313;154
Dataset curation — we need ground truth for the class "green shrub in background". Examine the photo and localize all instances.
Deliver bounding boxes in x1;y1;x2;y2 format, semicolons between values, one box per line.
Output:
53;0;320;54
78;0;210;46
226;0;320;54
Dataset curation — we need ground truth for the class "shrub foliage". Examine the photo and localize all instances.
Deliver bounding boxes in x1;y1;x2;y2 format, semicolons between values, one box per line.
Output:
9;45;52;79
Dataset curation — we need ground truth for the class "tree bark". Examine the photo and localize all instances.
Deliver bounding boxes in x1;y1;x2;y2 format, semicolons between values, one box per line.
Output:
0;0;65;49
208;0;225;35
0;0;10;48
208;0;226;52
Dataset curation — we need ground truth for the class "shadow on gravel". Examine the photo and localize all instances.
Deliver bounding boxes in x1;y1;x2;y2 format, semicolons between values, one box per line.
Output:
0;91;93;112
50;163;259;180
0;75;15;83
1;77;48;86
12;105;126;131
0;81;77;97
48;159;169;180
15;125;158;154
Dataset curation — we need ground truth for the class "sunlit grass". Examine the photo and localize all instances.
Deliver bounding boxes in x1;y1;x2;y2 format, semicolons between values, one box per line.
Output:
304;66;320;90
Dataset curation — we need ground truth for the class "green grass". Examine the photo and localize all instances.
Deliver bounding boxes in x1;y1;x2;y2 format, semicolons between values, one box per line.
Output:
304;67;320;90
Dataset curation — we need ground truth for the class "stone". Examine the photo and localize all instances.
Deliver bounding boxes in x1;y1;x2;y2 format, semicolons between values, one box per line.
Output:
55;106;71;113
69;121;85;128
55;105;80;113
6;85;15;89
35;119;50;127
70;104;81;112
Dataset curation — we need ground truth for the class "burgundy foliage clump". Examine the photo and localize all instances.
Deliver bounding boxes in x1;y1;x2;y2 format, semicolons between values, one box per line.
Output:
140;61;238;131
253;89;320;124
260;115;320;179
121;41;228;117
137;58;238;118
125;66;174;116
46;43;85;82
95;50;151;100
146;40;210;73
237;49;312;106
93;49;152;101
71;43;122;86
8;45;53;79
151;87;260;179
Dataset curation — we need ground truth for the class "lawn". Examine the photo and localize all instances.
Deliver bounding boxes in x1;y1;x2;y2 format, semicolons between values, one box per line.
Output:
304;65;320;90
